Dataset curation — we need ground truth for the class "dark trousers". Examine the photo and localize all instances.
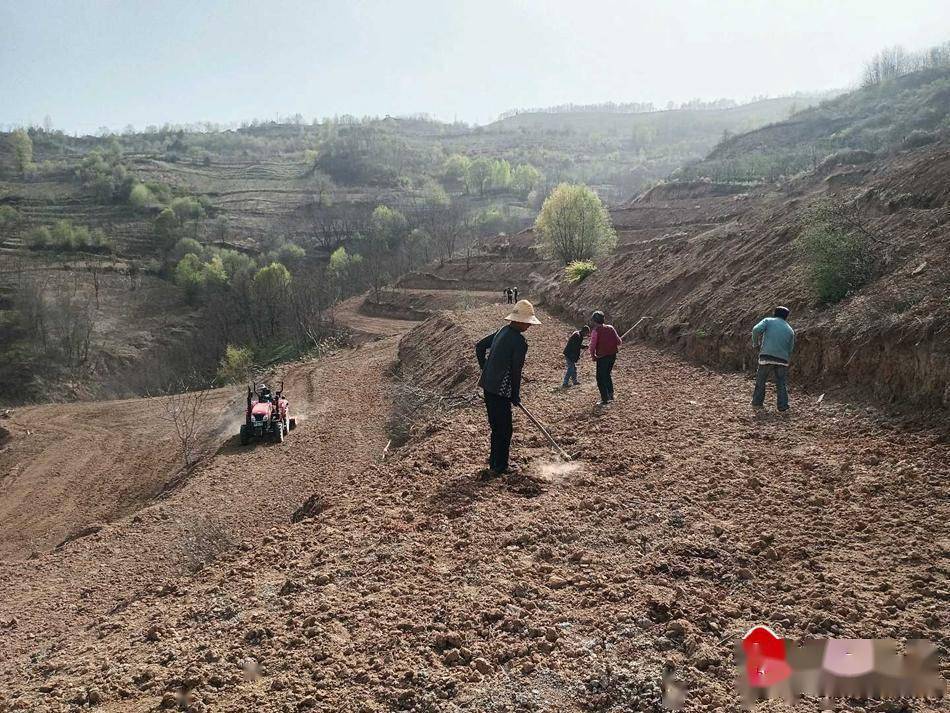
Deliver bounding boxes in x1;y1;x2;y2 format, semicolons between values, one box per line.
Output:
595;354;616;403
752;364;789;410
484;391;513;472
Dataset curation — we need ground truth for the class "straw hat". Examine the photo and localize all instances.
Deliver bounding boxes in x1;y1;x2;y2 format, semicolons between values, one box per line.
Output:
505;299;541;325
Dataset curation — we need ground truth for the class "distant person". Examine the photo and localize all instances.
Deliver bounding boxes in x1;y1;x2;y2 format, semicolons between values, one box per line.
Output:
503;287;513;304
513;286;519;301
751;306;795;412
562;325;590;388
475;299;541;475
589;311;621;406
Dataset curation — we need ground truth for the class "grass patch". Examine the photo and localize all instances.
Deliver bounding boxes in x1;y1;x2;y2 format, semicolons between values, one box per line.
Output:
564;259;597;284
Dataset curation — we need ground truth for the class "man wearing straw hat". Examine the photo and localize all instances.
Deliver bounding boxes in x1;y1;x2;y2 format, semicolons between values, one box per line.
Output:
475;299;541;476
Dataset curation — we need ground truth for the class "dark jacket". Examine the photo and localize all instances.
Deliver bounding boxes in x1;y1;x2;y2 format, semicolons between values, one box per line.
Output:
476;325;528;404
563;330;584;362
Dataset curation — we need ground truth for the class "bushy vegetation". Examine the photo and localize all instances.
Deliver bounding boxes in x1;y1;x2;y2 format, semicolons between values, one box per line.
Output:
679;43;950;184
564;260;598;283
9;130;33;175
0;205;19;229
796;219;874;304
26;220;114;253
315;125;443;186
216;344;254;384
535;184;617;264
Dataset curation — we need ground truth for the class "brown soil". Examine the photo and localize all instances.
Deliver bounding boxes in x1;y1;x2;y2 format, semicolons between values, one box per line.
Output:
1;296;947;712
357;289;499;323
468;143;950;412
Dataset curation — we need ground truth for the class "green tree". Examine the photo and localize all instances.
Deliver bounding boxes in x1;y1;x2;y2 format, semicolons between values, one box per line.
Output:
174;253;206;299
534;183;617;264
154;207;179;253
219;249;257;280
9;130;33;175
512;164;542;196
171;196;204;222
253;262;292;337
406;228;431;270
489;159;512;191
171;238;204;263
442;154;471;189
129;183;154;211
202;255;228;287
358;227;391;302
466;157;492;195
327;246;364;298
216;345;254;384
275;242;306;269
370;205;409;251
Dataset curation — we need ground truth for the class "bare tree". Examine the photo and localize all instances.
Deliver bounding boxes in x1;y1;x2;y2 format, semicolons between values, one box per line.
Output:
157;380;213;466
304;195;371;253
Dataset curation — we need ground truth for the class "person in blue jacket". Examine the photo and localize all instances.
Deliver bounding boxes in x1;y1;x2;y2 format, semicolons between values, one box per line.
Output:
751;306;796;411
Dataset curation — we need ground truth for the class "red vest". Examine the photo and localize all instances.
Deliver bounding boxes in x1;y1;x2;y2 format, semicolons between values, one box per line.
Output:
592;325;619;357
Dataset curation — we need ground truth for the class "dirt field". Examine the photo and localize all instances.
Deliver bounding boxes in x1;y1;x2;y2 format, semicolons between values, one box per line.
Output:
0;297;947;712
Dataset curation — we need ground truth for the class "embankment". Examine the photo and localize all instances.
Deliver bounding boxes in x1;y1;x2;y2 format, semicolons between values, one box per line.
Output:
448;145;950;411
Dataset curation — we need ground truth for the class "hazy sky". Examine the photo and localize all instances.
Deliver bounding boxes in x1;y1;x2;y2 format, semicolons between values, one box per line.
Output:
3;0;949;134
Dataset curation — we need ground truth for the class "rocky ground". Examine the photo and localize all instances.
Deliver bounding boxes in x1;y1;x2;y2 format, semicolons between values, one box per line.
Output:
0;300;947;712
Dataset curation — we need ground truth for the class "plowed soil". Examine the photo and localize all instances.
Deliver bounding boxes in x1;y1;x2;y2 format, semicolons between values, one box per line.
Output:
0;299;947;712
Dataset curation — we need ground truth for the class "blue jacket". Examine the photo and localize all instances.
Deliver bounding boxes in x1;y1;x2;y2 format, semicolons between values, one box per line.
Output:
752;317;795;364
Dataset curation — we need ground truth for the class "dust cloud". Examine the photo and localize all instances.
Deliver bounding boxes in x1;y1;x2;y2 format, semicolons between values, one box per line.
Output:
531;459;583;483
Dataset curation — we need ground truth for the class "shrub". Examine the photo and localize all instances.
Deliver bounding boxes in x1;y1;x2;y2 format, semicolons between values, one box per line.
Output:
564;259;598;283
216;344;254;384
50;220;75;250
902;130;937;149
72;225;91;251
129;183;154;211
174;253;206;298
534;183;617;264
0;205;18;229
27;226;51;249
171;238;203;262
796;222;874;303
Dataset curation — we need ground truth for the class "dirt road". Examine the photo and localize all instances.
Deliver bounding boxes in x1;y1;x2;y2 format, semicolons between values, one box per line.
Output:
0;297;947;712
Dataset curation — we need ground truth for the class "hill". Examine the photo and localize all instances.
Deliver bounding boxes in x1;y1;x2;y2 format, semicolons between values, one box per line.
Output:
677;66;950;183
401;68;950;412
0;98;821;403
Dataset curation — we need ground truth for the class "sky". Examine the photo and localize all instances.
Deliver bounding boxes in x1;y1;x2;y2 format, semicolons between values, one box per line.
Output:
2;0;949;134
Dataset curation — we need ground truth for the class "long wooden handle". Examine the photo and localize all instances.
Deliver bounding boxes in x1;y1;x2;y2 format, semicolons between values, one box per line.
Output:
620;316;650;342
517;403;572;461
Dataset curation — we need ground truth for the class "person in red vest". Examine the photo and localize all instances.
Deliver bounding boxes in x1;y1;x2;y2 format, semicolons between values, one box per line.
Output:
589;310;621;406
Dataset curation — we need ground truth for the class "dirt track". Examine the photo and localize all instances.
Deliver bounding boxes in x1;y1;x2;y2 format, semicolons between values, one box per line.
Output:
0;297;947;712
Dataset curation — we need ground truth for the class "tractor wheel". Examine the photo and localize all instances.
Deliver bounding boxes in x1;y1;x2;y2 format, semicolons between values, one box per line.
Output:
289;417;297;430
239;425;250;446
